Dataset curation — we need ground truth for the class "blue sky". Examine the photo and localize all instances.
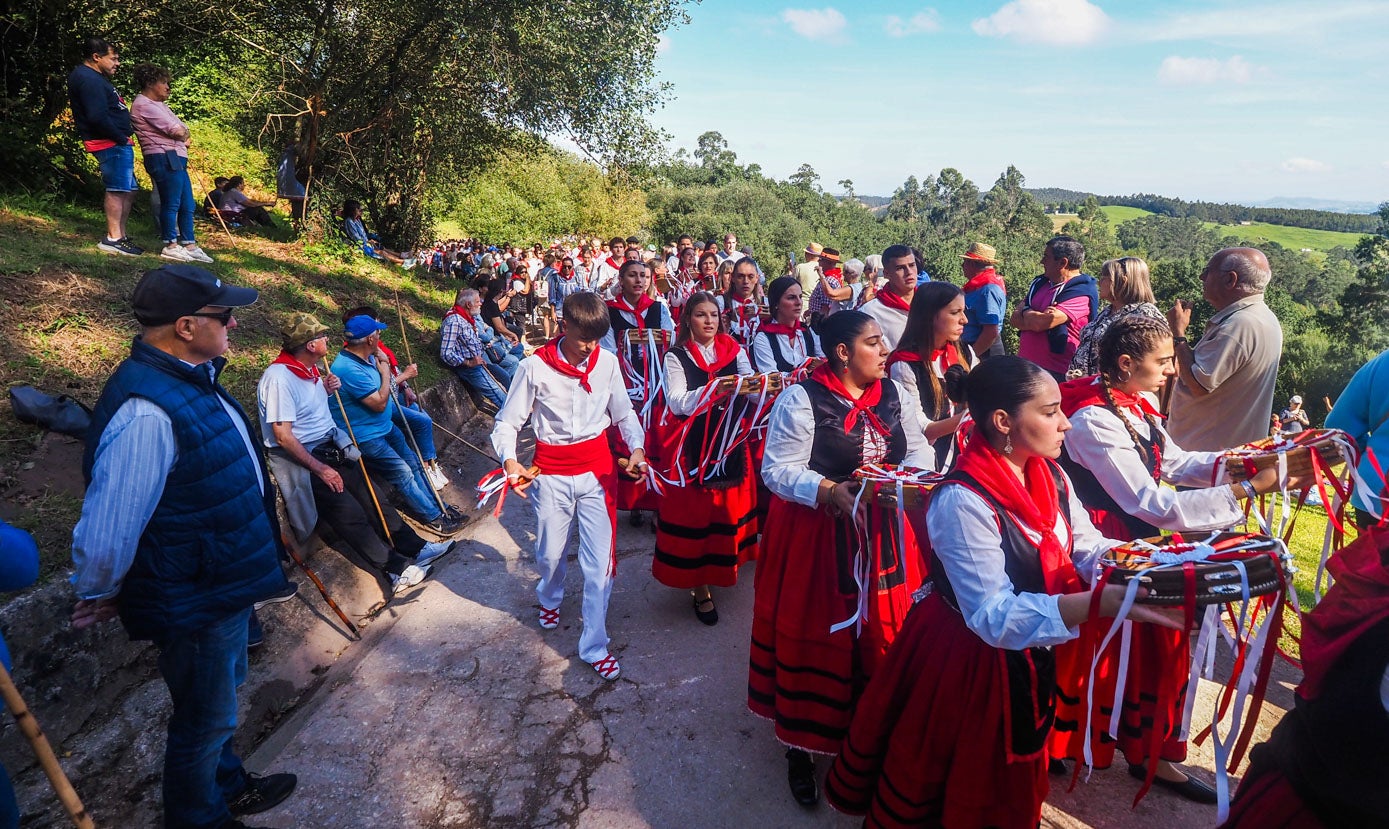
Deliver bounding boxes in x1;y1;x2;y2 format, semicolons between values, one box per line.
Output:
647;0;1389;205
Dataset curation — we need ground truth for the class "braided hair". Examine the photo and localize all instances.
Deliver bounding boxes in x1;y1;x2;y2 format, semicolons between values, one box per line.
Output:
1096;315;1172;475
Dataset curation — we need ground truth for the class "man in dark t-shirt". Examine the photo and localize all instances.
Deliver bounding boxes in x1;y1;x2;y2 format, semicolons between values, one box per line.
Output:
67;37;141;256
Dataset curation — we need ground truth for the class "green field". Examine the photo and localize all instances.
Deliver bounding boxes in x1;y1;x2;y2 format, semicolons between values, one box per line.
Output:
1058;206;1372;252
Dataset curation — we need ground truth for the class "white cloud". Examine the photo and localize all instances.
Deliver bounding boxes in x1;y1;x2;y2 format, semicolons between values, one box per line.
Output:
656;33;671;54
1281;158;1331;174
1157;55;1254;85
1144;2;1383;41
781;8;848;41
885;9;942;37
972;0;1111;45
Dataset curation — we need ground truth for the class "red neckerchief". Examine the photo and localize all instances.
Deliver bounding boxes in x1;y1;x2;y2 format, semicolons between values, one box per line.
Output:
559;268;576;282
810;364;889;437
962;266;1005;293
536;337;597;393
687;333;742;374
954;437;1083;595
929;341;961;370
1059;376;1161;420
379;342;400;373
605;256;621;271
271;350;321;383
823;266;843;281
607;294;656;330
1299;525;1389;700
884;349;923;372
876;288;911;312
444;304;475;326
759;319;803;337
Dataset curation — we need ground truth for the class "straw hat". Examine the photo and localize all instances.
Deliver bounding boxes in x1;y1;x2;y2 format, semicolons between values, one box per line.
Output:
804;242;824;258
961;242;1000;264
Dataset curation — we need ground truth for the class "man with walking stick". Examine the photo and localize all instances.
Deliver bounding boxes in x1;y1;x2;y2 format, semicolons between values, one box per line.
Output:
69;265;298;828
257;313;457;594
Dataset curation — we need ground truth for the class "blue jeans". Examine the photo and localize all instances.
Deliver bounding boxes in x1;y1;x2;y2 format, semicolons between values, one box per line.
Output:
145;151;197;244
153;607;250;829
395;403;437;461
453;364;508;409
357;427;439;522
477;330;524;383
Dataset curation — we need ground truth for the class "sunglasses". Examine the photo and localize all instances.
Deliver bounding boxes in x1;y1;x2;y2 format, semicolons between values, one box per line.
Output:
187;309;235;325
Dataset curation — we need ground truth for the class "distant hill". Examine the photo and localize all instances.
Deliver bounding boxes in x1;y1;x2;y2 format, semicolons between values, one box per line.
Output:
1250;197;1381;215
1025;189;1378;235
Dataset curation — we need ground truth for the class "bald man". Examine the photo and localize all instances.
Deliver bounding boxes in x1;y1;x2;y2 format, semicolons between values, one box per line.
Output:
1166;247;1284;451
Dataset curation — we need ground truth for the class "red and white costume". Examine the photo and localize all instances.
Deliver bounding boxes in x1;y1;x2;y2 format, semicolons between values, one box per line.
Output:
652;335;760;588
750;320;821;375
490;340;644;663
599;294;675;513
859;289;911;351
718;293;763;349
887;342;975;469
1050;376;1242;770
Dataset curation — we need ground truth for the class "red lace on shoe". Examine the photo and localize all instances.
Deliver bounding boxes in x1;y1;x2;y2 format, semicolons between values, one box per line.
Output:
538;606;560;629
591;654;621;680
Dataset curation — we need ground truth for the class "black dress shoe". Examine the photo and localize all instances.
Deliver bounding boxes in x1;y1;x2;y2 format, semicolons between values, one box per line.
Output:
786;748;819;807
693;595;719;626
1048;757;1068;776
1128;763;1218;804
628;509;644;527
228;771;298;815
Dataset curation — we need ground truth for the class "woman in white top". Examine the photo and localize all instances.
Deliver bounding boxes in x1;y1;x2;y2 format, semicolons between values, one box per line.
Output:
751;276;821;375
888;281;975;469
719;257;764;348
653;292;759;625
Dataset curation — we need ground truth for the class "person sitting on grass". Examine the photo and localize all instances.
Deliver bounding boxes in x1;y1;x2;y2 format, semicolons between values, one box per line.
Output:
341;199;414;267
219;175;275;227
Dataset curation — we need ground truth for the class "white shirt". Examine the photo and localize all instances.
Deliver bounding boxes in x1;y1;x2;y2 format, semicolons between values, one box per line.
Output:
751;328;821;375
256;363;337;448
927;478;1114;651
761;380;935;508
1065;400;1243;531
491;345;643;463
592;259;622;295
663;343;754;417
859;297;909;351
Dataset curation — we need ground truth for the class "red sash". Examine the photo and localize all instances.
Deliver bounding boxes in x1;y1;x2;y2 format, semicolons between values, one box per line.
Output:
876;289;912;312
534;435;615;478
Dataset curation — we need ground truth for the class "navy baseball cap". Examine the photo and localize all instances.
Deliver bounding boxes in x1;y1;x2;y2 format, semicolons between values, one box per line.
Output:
131;265;258;326
344;314;388;339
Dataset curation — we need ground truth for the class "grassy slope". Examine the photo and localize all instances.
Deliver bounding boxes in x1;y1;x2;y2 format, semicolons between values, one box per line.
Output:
1052;206;1367;252
0;193;460;579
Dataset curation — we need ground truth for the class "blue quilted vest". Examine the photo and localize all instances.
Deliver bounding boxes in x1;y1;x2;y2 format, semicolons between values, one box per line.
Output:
83;338;286;640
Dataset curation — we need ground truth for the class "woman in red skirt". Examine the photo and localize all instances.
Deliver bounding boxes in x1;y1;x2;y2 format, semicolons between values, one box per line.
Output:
654;292;759;625
750;310;935;807
825;356;1182;828
1055;315;1290;802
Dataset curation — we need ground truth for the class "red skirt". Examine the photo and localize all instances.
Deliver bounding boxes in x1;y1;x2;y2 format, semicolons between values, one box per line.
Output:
607;405;668;512
747;496;923;754
825;593;1049;829
1049;508;1190;767
1218;762;1325;829
652;451;759;589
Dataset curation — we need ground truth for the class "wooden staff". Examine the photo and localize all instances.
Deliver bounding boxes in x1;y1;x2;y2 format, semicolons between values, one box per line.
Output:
430;421;501;465
280;532;359;640
0;664;94;828
388;293;449;515
321;359;395;548
393;291;414;365
210;207;237;248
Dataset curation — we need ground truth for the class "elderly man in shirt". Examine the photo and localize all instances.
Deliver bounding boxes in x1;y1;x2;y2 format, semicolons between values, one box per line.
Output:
440;287;511;411
70;265;298;829
1010;235;1098;381
1167;247;1284;452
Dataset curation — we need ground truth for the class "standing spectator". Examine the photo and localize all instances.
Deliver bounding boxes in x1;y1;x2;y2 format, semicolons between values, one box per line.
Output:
960;241;1006;359
1010;235;1099;382
717;232;745;264
859;244;919;350
794;242;824;297
0;521;39;829
1326;348;1389;527
69;265;298;828
1279;395;1310;435
67;37;140;256
806;248;850;327
276;143;308;225
130;64;213;264
1067;256;1163;378
1167;247;1283;452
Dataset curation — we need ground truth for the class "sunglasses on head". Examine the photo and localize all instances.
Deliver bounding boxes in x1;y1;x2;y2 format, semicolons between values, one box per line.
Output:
188;309;234;325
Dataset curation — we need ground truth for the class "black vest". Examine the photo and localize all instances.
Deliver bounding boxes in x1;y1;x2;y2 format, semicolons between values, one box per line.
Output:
802;378;908;483
757;328;819;373
608;302;667;381
1059;407;1164;539
670;346;747;487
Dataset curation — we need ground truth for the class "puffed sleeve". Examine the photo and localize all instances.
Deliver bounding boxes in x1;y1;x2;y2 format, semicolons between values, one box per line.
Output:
890;362;929;437
750;331;775;374
761;384;824;508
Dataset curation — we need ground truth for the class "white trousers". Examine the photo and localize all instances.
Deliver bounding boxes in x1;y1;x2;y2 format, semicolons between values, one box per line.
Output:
530;471;617;662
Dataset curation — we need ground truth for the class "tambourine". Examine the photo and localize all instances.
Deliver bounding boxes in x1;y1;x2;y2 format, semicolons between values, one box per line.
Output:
1223;428;1353;482
852;464;943;510
715;373;784;396
624;329;671;347
1099;532;1289;606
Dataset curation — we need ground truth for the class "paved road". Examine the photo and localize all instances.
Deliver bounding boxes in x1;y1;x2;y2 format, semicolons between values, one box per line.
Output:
246;473;1296;829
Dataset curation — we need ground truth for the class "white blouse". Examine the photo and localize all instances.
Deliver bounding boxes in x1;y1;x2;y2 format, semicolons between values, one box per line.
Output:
662;344;755;417
926;477;1115;651
751;328;822;375
1066;401;1242;531
490;347;644;462
761;380;935;508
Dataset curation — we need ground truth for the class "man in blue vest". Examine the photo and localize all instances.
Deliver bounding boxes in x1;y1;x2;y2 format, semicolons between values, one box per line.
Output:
70;265;298;829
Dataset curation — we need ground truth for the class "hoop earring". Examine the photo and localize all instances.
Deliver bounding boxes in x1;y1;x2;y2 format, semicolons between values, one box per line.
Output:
1118;370;1132;382
1003;434;1013;455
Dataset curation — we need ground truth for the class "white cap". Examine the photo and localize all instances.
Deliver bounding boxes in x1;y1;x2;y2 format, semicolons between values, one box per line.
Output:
1290;395;1303;404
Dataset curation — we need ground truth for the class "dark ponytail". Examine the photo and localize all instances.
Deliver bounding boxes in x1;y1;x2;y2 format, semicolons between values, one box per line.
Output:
817;310;875;372
963;356;1051;442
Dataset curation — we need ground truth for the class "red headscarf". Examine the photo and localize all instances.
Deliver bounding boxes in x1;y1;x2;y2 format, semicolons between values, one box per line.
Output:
810;363;889;437
535;337;598;393
953;435;1083;595
686;333;742;374
875;289;912;313
271;350;321;383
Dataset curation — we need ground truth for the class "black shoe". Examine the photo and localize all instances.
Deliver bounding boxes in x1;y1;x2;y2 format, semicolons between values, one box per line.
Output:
1048;757;1068;776
693;595;719;626
425;512;466;535
228;771;298;816
1128;763;1217;804
219;821;270;829
253;581;299;609
628;509;644;527
246;611;264;651
117;237;146;255
786;748;818;807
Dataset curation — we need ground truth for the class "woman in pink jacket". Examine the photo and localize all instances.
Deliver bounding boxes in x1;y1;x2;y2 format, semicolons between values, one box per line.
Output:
130;63;213;263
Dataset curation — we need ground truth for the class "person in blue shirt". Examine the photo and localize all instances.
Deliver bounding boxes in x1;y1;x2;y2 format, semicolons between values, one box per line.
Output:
0;520;39;828
960;242;1006;358
1326;348;1389;528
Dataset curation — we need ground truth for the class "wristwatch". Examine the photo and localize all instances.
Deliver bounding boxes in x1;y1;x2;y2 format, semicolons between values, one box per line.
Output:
1172;336;1188;344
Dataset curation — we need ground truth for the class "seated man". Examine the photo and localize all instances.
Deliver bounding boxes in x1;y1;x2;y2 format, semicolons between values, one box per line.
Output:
203;176;231;217
259;313;458;593
220;175;275;227
440;288;511;411
330;314;464;534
